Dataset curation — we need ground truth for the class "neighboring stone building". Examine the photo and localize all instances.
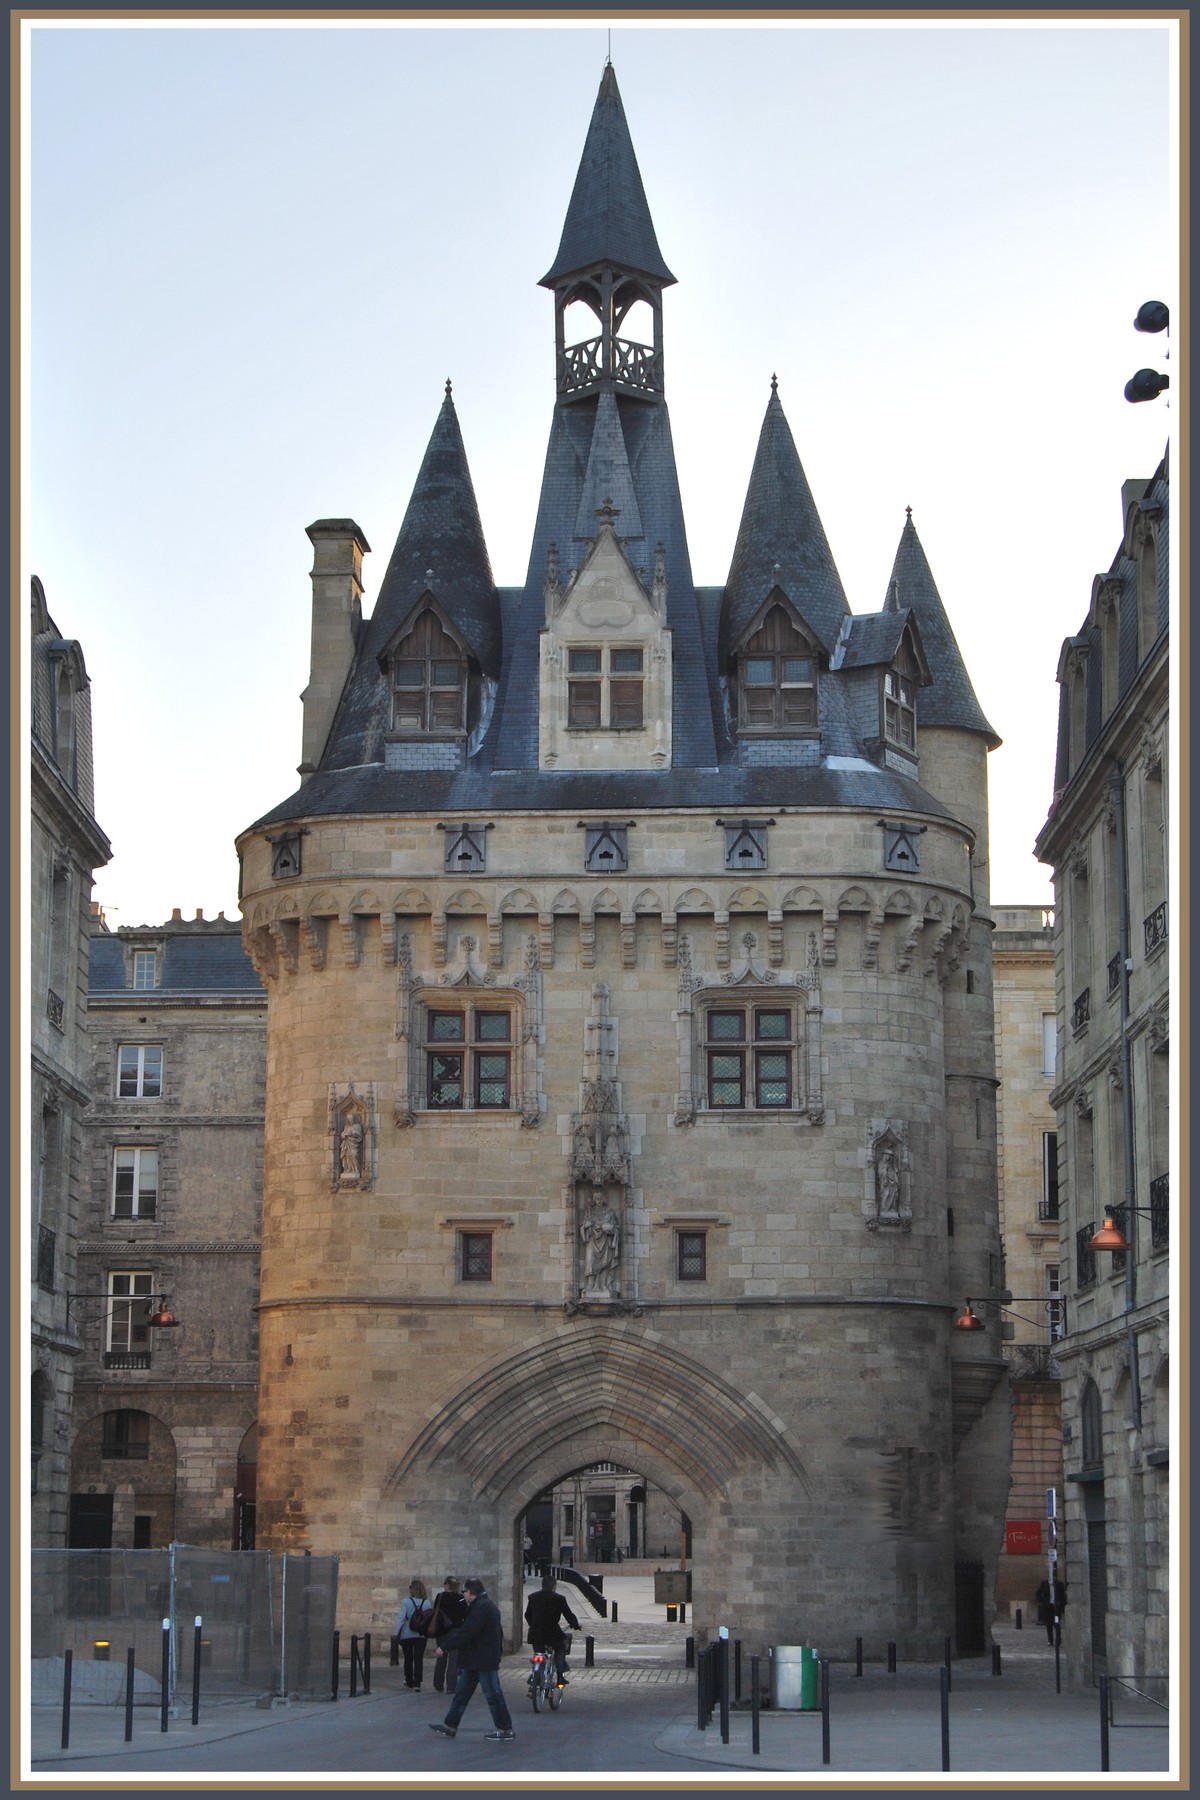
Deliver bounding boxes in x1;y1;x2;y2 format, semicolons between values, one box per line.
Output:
238;63;1010;1654
990;904;1064;1617
30;577;112;1545
1035;455;1170;1686
70;910;265;1551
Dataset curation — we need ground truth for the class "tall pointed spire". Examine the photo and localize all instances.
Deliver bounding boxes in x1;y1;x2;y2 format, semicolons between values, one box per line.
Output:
720;383;851;662
541;63;675;287
883;512;998;742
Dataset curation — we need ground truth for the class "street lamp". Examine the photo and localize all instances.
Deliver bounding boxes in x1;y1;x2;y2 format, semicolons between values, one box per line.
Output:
1125;300;1169;404
952;1295;1066;1335
65;1292;181;1329
1088;1207;1159;1254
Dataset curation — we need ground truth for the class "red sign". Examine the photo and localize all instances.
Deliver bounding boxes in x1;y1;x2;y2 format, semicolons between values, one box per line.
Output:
1005;1520;1042;1555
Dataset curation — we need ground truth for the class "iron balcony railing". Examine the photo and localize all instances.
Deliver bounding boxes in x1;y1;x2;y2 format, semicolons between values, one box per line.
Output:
36;1225;56;1293
1037;1196;1060;1223
1071;988;1091;1033
1144;901;1168;957
103;1349;152;1371
1075;1222;1097;1290
1150;1172;1169;1250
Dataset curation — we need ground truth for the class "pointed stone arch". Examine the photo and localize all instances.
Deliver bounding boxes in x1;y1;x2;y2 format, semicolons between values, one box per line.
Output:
780;884;824;914
588;886;623;916
499;888;539;915
388;1321;811;1505
444;888;489;915
837;885;871;912
391;886;433;914
728;885;770;912
673;886;716;914
631;886;663;914
551;888;582;914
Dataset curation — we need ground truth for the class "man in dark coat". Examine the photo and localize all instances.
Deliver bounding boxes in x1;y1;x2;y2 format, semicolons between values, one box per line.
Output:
429;1578;515;1741
525;1575;580;1683
429;1576;469;1695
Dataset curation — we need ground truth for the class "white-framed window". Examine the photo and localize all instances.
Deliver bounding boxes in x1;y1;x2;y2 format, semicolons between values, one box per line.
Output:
567;645;644;729
118;1045;163;1099
112;1147;159;1219
704;1005;795;1109
1045;1264;1064;1342
107;1271;154;1354
132;951;158;991
883;666;917;749
1041;1013;1057;1078
424;1006;512;1110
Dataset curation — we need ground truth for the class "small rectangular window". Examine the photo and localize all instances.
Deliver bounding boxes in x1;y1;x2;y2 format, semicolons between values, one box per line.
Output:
609;679;644;728
568;649;602;675
423;1007;514;1111
459;1232;493;1282
610;648;643;675
113;1147;159;1219
1042;1013;1057;1079
132;951;157;991
107;1272;154;1353
118;1045;163;1099
677;1231;707;1281
568;680;602;727
1041;1132;1059;1220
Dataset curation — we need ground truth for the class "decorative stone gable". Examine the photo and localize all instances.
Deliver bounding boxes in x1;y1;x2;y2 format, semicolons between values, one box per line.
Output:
539;503;672;771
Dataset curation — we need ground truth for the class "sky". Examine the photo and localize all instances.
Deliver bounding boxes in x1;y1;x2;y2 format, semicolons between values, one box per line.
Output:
24;16;1177;928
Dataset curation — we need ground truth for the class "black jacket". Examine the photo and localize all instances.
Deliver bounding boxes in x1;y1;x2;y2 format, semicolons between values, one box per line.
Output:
438;1592;505;1671
430;1589;468;1641
525;1589;580;1647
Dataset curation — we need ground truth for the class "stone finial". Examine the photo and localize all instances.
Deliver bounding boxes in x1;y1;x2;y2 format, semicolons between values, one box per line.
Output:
445;378;453;398
770;373;778;397
905;505;913;523
596;497;620;528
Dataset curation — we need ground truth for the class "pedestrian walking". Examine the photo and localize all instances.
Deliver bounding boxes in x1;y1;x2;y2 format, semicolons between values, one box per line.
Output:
1035;1575;1067;1646
395;1579;431;1690
428;1577;515;1742
430;1576;469;1694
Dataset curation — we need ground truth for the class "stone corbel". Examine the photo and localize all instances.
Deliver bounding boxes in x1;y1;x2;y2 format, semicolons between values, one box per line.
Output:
822;909;838;966
767;911;784;968
660;912;678;969
487;914;503;970
269;920;299;975
432;912;447;967
714;912;731;971
863;907;885;972
301;919;327;972
539;914;556;970
580;918;596;970
620;913;637;970
339;913;360;968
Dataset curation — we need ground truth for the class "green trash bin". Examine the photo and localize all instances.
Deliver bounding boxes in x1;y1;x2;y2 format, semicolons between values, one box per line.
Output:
769;1644;819;1710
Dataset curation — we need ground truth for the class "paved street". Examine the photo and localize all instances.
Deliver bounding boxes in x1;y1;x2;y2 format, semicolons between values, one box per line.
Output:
28;1579;1173;1783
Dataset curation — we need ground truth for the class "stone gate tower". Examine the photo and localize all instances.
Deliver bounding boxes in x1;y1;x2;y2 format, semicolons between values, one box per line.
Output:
238;63;1010;1654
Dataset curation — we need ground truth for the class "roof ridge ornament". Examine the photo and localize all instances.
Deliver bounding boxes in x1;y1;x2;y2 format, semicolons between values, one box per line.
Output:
771;373;778;397
445;378;453;399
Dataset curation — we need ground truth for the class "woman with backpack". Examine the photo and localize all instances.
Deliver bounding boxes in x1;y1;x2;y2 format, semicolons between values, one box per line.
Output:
395;1578;431;1690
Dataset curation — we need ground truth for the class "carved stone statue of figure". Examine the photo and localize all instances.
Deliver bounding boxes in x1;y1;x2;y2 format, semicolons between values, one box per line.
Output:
876;1144;900;1218
580;1195;621;1297
339;1113;365;1181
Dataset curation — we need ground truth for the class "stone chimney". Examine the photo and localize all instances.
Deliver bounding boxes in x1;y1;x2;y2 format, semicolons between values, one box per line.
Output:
299;519;370;781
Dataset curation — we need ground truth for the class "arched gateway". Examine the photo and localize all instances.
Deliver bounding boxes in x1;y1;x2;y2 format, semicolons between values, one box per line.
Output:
240;63;1008;1660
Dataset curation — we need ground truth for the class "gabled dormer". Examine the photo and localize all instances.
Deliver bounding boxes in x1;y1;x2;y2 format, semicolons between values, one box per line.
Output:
539;501;671;771
378;595;486;756
728;590;822;739
831;603;931;778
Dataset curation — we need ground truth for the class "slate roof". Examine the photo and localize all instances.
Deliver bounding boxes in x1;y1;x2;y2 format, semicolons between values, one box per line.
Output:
319;387;500;772
89;929;265;995
250;65;990;838
541;63;675;287
719;386;851;662
882;514;999;743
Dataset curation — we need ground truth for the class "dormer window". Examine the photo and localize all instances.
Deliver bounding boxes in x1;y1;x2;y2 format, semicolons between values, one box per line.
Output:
735;605;817;734
390;608;467;736
567;646;644;729
883;669;916;749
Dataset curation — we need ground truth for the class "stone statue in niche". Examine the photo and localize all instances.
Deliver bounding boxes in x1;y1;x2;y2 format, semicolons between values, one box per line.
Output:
580;1192;622;1299
865;1122;912;1231
339;1113;365;1183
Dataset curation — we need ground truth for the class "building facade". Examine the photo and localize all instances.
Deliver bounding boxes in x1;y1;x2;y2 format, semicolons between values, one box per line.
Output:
1035;456;1170;1687
30;577;112;1546
238;64;1010;1654
990;905;1064;1617
69;910;265;1552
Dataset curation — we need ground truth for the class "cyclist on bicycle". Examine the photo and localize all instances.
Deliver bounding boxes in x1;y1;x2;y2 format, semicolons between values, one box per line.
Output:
524;1575;580;1685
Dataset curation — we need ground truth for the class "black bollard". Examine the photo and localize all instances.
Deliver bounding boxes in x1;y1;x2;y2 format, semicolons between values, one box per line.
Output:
60;1648;72;1750
944;1634;952;1694
125;1647;136;1741
697;1645;707;1731
887;1641;896;1673
685;1634;695;1668
611;1602;618;1624
585;1634;594;1667
331;1630;340;1701
719;1636;730;1745
363;1633;371;1695
734;1637;742;1703
191;1617;203;1725
750;1655;760;1756
679;1602;686;1624
855;1636;863;1677
1054;1629;1062;1695
1099;1673;1110;1771
349;1634;358;1698
820;1657;831;1766
1015;1606;1022;1631
991;1642;1002;1677
940;1665;950;1771
160;1619;171;1733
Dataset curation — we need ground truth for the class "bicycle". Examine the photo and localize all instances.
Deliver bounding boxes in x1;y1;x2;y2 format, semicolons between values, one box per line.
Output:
527;1646;563;1712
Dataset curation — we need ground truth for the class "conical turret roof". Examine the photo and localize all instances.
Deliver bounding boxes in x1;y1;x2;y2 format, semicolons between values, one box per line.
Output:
541;63;675;287
315;384;500;771
883;512;999;743
720;384;851;661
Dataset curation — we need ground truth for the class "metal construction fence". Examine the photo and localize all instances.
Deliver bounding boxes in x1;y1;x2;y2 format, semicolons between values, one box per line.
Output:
31;1547;338;1705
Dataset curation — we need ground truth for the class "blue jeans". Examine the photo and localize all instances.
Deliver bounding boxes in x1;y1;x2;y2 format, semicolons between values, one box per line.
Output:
444;1666;512;1731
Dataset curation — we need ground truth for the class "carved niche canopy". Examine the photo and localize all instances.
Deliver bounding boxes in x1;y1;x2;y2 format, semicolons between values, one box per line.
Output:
865;1120;913;1232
